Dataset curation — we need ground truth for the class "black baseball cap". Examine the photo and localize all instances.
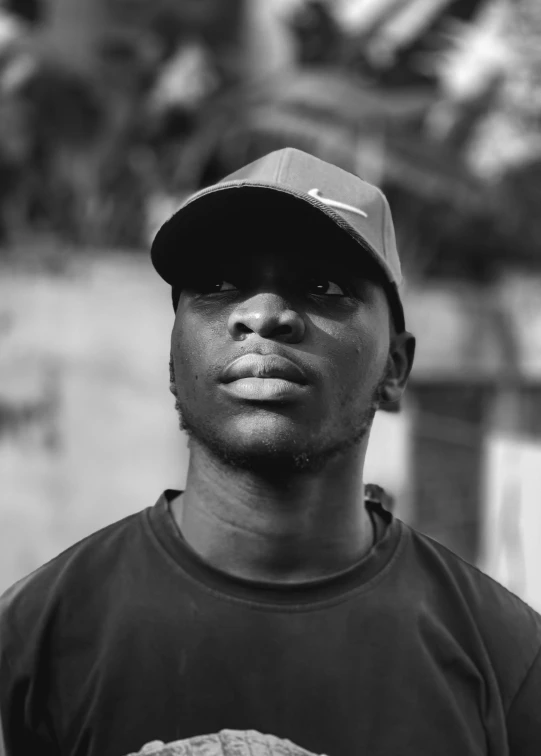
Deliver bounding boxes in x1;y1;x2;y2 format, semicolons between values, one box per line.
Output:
151;148;405;330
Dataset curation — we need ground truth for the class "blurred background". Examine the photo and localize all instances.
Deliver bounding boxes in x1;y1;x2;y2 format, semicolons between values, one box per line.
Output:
1;0;541;610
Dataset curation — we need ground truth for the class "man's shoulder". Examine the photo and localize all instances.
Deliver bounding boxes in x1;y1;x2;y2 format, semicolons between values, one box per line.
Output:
405;523;541;707
0;507;148;634
407;522;541;627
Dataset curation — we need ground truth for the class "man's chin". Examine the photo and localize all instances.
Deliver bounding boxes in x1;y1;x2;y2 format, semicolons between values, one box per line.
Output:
191;439;346;477
178;411;371;477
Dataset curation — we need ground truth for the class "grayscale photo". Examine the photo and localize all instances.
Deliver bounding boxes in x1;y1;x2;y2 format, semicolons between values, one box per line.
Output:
0;1;540;755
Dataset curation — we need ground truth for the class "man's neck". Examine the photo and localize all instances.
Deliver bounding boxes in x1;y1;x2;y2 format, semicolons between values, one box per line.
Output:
170;442;375;584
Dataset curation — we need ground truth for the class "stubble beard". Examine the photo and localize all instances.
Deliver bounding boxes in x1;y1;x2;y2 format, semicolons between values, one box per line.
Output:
169;357;388;477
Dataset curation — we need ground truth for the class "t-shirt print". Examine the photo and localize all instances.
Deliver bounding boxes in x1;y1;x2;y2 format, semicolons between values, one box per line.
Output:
125;730;325;756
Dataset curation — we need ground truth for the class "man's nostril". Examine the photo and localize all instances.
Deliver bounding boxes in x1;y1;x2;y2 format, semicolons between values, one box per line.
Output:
273;324;292;337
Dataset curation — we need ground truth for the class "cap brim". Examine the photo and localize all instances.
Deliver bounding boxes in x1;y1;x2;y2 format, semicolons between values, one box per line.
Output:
151;185;405;330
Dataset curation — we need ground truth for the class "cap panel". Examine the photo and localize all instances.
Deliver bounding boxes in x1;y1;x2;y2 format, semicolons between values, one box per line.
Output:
380;194;401;281
269;149;395;281
217;150;286;185
151;148;405;329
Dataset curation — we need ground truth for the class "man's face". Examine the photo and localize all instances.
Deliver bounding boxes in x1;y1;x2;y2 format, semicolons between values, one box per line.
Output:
170;222;401;475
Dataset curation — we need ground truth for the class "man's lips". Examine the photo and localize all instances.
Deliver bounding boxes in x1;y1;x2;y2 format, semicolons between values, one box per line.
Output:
220;353;308;385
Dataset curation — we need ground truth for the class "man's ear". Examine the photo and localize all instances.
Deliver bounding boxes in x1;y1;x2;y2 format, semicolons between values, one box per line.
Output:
379;330;416;406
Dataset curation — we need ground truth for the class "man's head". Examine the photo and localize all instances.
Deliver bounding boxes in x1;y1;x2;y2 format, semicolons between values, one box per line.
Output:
152;149;415;476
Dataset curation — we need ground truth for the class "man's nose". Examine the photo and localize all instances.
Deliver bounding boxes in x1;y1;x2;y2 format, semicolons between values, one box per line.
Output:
227;293;305;343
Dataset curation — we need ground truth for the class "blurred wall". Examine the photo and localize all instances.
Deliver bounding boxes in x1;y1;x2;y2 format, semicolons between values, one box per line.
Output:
0;254;188;594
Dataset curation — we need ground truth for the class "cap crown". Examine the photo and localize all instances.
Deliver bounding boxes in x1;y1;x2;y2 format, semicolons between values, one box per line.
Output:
218;148;402;286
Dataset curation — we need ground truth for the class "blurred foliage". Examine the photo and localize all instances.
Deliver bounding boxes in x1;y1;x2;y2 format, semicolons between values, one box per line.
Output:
0;0;539;286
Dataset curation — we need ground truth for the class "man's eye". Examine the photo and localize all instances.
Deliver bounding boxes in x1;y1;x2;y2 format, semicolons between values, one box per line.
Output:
307;279;346;296
214;280;237;292
195;279;237;293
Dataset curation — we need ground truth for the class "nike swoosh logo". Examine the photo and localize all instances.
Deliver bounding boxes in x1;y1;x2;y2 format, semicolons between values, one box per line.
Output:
308;188;368;218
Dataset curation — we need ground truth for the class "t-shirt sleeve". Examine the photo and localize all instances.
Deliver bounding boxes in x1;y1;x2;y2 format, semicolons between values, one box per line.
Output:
0;702;56;756
0;623;39;756
0;715;7;756
506;643;541;754
0;591;57;756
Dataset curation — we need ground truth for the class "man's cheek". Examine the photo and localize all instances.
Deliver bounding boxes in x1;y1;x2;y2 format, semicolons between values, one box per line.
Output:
174;356;214;409
170;347;194;397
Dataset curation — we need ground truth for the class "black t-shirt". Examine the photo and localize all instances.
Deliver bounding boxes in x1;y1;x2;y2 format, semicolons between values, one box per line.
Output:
1;490;540;756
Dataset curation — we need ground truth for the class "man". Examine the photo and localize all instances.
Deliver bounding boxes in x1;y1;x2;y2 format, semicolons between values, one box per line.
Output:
1;148;540;756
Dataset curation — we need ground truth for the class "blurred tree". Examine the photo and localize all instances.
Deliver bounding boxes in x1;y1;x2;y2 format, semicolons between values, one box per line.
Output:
289;0;343;64
0;0;297;245
340;0;488;87
5;0;43;24
1;0;539;275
